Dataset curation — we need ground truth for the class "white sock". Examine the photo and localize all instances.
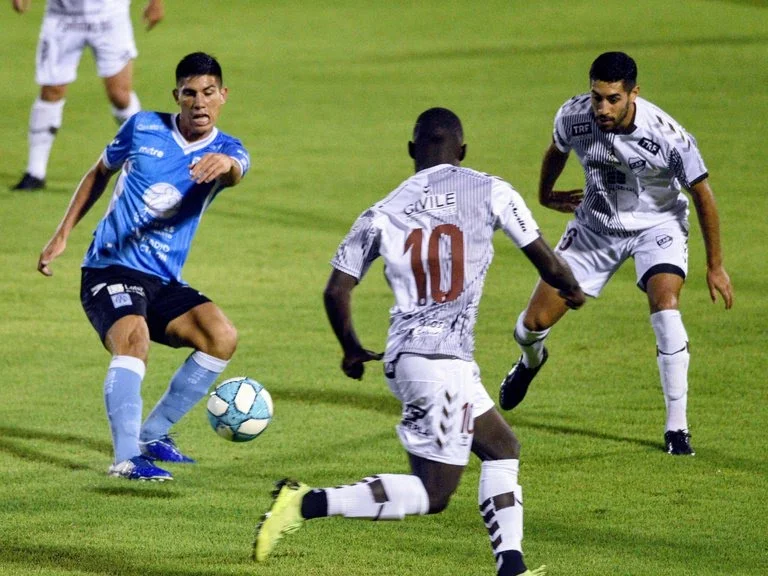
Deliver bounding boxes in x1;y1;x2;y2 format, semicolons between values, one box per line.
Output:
650;310;690;432
479;459;524;555
112;91;140;125
27;98;65;179
514;311;549;368
325;474;429;520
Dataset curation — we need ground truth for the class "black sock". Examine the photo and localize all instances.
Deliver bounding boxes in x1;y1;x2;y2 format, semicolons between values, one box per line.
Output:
300;489;328;519
496;550;526;576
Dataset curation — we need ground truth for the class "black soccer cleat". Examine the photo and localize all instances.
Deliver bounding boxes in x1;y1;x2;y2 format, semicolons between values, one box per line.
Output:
499;348;548;411
11;172;46;191
665;429;695;456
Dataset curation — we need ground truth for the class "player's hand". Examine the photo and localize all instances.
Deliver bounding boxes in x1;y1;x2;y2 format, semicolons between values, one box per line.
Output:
143;0;164;30
559;287;586;310
547;189;583;213
37;235;67;277
189;153;235;184
12;0;31;13
706;264;733;310
341;348;384;380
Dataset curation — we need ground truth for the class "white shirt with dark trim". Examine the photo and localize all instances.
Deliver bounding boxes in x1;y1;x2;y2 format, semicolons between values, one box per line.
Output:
331;164;540;362
553;94;708;236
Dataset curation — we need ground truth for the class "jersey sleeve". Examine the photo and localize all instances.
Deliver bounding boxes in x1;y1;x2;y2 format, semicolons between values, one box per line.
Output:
668;132;708;189
102;114;138;170
552;103;572;153
491;179;540;248
220;138;251;179
330;208;381;280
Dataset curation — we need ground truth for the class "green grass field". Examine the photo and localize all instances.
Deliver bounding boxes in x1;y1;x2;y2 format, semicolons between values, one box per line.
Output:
1;1;766;575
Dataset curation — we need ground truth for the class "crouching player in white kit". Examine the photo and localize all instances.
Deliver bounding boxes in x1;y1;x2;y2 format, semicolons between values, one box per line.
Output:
11;0;164;190
499;52;734;455
254;108;585;576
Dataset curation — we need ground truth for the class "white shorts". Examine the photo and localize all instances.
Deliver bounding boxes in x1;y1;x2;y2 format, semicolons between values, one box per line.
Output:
384;354;495;466
35;8;137;86
555;219;689;297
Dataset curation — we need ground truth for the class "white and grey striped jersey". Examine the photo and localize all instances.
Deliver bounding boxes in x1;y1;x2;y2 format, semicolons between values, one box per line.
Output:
553;94;708;236
331;164;540;362
45;0;130;16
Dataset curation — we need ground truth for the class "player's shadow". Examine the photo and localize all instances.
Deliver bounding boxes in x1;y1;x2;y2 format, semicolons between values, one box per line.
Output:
276;386;400;414
0;425;111;472
511;417;766;473
89;485;180;499
0;543;224;576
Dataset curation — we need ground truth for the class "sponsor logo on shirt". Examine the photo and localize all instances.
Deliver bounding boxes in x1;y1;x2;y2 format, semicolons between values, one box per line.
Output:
142;183;183;219
137;123;164;131
571;122;593;136
139;146;165;158
638;138;660;155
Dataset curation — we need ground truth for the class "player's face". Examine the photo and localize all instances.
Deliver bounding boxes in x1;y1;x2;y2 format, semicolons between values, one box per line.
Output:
174;75;228;141
590;80;638;132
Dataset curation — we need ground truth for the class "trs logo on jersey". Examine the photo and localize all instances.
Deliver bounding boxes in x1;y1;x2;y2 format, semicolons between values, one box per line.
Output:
638;138;660;155
571;122;592;136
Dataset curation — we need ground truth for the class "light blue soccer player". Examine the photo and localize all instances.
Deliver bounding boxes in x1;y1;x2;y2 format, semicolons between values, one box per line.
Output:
37;52;250;481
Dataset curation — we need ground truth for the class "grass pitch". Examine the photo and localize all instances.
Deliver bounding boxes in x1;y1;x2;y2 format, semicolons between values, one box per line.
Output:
1;1;766;575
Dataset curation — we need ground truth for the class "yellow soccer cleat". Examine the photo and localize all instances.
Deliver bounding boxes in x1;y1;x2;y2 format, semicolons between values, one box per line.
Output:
253;478;312;562
522;566;547;576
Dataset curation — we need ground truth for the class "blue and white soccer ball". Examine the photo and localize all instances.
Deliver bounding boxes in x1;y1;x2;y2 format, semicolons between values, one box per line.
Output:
206;377;273;442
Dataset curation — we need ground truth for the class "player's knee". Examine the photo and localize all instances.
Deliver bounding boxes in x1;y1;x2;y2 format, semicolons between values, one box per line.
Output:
426;490;454;514
40;85;67;102
206;322;238;360
106;320;150;362
106;87;132;109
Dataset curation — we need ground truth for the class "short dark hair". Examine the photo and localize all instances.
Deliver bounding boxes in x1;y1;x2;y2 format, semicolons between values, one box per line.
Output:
589;52;637;91
175;52;223;85
413;107;463;144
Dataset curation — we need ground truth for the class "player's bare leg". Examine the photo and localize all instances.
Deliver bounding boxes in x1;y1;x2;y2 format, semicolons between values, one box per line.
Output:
472;408;546;576
646;272;694;455
140;303;236;462
99;315;171;480
13;84;68;190
104;61;140;124
500;280;571;410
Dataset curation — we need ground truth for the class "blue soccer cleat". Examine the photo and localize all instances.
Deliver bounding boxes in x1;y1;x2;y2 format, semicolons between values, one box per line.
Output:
140;435;196;463
108;455;173;481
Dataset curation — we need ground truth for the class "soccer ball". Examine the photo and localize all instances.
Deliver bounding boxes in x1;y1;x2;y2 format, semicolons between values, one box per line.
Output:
206;377;273;442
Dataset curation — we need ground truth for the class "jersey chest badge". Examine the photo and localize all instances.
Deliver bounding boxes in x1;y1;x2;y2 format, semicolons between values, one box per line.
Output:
628;157;647;174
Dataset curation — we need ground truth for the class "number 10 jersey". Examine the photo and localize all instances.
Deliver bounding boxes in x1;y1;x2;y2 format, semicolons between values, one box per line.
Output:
331;164;540;362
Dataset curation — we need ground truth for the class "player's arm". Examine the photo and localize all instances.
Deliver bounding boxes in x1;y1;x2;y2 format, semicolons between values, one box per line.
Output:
687;178;733;309
190;153;244;187
521;237;585;309
323;268;383;380
37;158;117;277
539;142;583;213
142;0;164;30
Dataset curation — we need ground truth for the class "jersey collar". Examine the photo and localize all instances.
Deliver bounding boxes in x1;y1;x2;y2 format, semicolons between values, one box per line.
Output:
171;114;220;154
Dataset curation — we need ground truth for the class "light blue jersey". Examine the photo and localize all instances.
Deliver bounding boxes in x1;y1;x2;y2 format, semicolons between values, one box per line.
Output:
83;111;250;283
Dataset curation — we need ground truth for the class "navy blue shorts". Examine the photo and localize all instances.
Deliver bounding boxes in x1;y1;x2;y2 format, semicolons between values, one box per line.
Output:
80;265;211;345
